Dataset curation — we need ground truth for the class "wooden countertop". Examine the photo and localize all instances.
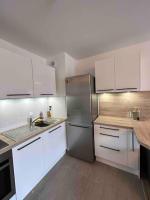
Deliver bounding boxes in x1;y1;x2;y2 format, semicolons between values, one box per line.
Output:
0;118;66;155
95;115;150;150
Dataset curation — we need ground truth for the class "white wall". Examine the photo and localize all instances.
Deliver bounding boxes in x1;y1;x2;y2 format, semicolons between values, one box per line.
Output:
0;98;49;132
47;53;77;120
65;53;78;77
47;52;78;96
0;96;67;132
48;53;66;96
48;97;67;118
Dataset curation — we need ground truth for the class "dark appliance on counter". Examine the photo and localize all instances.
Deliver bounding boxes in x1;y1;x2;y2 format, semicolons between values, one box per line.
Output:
0;150;15;200
66;74;98;162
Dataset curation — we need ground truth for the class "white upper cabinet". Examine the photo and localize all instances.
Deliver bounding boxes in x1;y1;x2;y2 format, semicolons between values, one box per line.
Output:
115;47;140;91
0;47;33;99
95;44;150;93
140;42;150;91
95;57;115;92
33;61;56;97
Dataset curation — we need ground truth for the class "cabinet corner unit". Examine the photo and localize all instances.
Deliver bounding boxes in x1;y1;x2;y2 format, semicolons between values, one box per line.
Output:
94;124;140;176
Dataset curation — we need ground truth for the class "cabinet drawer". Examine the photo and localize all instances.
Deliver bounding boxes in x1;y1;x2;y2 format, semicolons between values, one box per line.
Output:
95;124;129;135
95;124;120;136
94;124;128;166
95;144;127;166
96;128;120;137
95;144;120;158
95;133;120;151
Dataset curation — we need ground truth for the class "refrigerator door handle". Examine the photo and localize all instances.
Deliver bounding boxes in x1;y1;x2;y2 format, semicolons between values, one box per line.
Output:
67;122;92;128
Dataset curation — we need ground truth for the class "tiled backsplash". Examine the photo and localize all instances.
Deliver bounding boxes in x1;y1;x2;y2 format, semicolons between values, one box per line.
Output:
99;92;150;120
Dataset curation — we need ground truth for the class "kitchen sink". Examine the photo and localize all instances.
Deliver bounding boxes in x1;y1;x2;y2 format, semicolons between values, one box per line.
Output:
2;119;61;142
35;121;50;127
0;139;9;150
35;119;60;127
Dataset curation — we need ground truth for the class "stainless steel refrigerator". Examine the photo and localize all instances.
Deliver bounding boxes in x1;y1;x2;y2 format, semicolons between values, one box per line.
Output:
66;74;98;162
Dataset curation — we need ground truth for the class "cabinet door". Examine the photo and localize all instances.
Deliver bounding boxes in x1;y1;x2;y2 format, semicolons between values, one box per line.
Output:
94;125;128;166
127;131;140;171
95;57;115;93
0;47;33;99
33;61;56;97
115;47;140;91
12;135;44;200
140;43;150;91
43;122;66;174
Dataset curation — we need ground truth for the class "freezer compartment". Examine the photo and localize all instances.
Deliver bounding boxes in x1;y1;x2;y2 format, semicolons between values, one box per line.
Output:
66;123;95;162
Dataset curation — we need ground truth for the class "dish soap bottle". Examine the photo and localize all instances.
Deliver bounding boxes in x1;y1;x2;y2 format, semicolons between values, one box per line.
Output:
27;112;33;129
47;106;52;118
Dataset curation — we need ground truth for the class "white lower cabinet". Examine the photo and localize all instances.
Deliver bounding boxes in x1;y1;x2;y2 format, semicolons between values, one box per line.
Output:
42;122;66;175
94;124;140;175
12;135;44;200
12;122;66;200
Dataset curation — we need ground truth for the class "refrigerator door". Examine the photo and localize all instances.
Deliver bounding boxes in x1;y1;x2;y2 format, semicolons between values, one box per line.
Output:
66;75;92;125
66;123;95;162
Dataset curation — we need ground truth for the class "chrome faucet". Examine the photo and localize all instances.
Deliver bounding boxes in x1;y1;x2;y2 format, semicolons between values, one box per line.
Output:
28;112;44;129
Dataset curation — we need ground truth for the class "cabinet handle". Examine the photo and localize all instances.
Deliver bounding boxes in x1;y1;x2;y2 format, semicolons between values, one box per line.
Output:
116;88;137;91
67;123;91;128
100;145;120;152
40;94;54;96
7;94;31;97
17;137;41;150
49;126;61;133
99;133;119;138
96;89;114;92
100;126;119;131
132;132;134;152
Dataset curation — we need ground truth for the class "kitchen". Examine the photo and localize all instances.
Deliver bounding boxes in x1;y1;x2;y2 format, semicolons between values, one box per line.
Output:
0;1;150;200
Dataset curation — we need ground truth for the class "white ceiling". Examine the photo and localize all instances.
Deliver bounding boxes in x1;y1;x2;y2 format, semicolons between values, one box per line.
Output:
0;0;150;59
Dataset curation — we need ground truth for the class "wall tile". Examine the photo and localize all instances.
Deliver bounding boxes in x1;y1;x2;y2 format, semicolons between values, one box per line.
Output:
99;92;150;120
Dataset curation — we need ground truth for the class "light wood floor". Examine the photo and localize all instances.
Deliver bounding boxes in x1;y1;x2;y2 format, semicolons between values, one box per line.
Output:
25;154;144;200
